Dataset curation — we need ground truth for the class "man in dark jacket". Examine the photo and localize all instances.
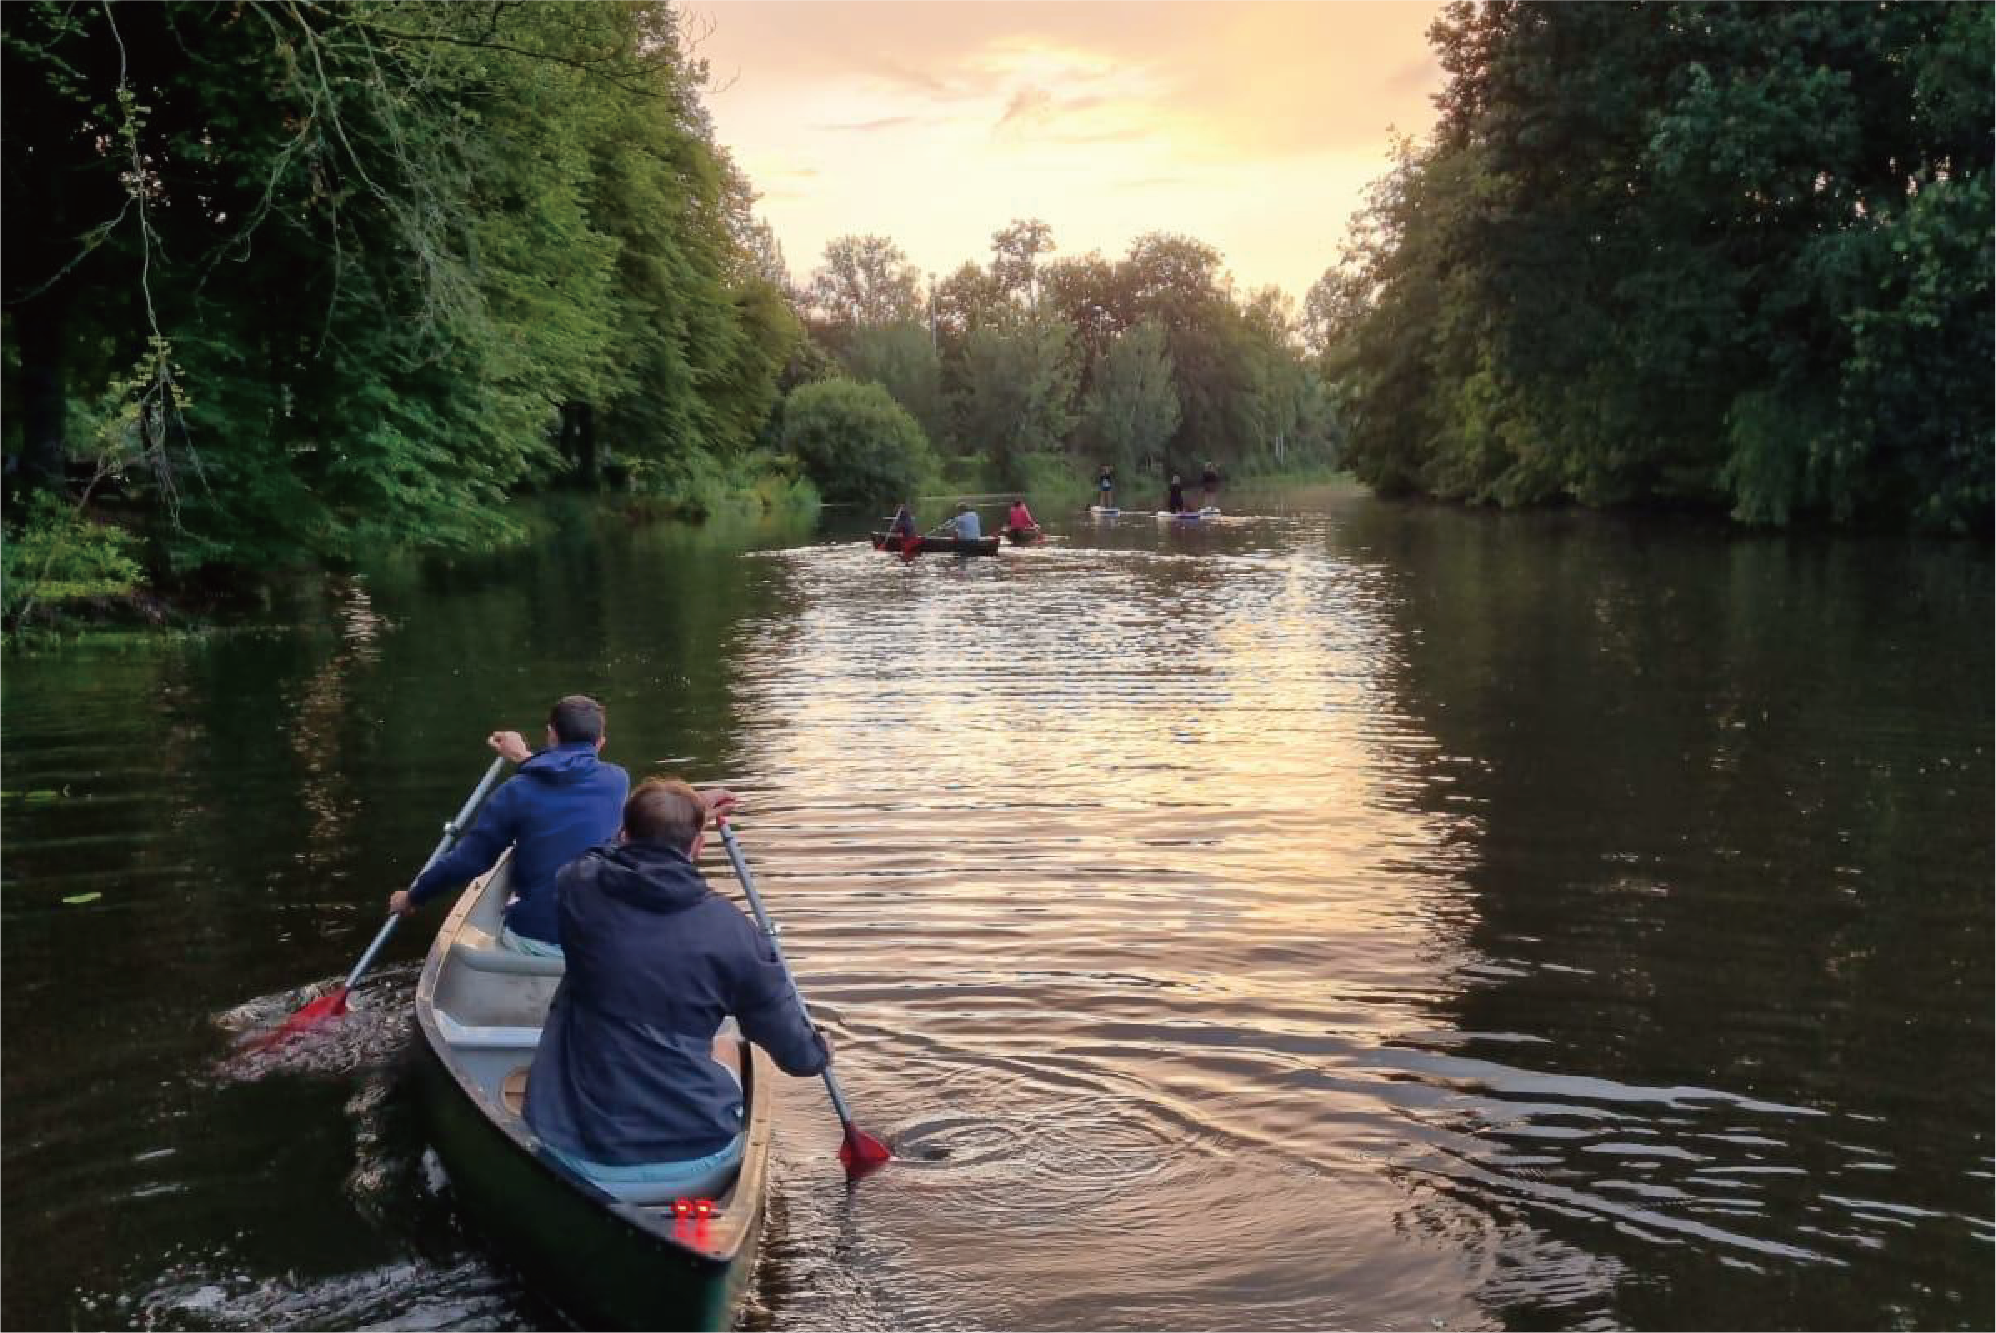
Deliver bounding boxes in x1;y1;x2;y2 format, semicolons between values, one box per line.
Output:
524;778;831;1196
388;695;628;953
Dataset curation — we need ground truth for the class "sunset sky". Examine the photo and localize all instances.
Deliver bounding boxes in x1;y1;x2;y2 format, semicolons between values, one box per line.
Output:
685;1;1447;302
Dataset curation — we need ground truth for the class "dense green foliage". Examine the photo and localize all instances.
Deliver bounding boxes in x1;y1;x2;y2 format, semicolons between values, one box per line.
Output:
780;378;938;504
953;316;1079;490
2;0;799;597
0;492;146;623
794;223;1341;496
840;322;950;448
1080;320;1181;483
1319;1;1993;531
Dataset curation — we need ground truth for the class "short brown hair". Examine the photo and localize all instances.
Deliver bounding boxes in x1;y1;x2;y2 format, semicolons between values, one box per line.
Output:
623;778;705;851
548;694;606;744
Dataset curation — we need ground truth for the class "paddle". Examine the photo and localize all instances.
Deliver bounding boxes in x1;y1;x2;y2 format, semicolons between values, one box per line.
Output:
714;816;892;1179
257;754;509;1049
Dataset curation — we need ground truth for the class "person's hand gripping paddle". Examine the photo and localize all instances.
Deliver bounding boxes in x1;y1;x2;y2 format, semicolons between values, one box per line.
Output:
715;814;892;1179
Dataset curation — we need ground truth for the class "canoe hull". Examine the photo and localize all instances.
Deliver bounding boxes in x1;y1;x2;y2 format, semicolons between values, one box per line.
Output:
1001;525;1042;545
415;1039;759;1331
871;532;1001;556
413;860;773;1331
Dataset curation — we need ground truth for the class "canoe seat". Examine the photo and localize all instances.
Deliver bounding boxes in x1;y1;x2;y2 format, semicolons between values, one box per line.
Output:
435;1011;541;1050
503;1066;529;1115
451;924;566;978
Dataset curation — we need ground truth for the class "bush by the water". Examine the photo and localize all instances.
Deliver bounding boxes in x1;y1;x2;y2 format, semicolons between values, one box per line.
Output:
2;493;148;624
781;379;939;503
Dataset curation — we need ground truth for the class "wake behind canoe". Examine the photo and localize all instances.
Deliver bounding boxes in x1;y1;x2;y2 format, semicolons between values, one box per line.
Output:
414;857;774;1331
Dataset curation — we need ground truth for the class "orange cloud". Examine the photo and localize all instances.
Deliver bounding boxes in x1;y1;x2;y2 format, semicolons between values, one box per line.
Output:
690;1;1445;299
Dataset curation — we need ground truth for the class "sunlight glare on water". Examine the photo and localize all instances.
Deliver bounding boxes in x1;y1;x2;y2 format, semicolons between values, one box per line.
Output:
722;532;1498;1328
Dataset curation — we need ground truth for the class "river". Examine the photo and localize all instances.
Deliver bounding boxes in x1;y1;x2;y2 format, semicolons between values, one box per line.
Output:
3;486;1989;1330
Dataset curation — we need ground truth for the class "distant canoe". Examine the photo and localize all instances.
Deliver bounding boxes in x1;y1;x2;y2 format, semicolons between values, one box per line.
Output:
415;857;773;1330
871;532;1001;556
1088;506;1121;517
1156;508;1221;520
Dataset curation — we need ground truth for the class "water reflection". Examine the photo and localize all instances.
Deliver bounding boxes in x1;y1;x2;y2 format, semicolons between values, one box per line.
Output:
1;494;1988;1331
1338;504;1995;1328
717;513;1590;1329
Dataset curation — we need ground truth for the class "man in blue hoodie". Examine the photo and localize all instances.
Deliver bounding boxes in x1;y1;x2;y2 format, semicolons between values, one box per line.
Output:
524;778;831;1198
388;695;628;955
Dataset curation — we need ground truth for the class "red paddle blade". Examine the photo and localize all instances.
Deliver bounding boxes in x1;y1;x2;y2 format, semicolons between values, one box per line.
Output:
249;987;350;1052
838;1124;893;1179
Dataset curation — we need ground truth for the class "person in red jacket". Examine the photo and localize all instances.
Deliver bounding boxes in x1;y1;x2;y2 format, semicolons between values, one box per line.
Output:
1003;497;1038;539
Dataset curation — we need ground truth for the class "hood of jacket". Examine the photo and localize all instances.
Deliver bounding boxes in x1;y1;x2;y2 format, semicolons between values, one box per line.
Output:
518;741;606;785
570;839;712;915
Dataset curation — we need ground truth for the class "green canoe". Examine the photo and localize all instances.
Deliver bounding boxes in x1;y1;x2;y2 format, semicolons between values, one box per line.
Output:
414;857;776;1330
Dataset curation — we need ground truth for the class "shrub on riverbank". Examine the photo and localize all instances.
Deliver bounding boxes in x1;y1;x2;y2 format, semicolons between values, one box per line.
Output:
1;494;151;628
622;450;820;520
781;379;940;503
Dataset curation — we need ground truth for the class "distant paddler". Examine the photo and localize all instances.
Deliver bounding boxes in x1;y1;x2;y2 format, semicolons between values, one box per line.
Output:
930;501;982;542
1166;474;1187;514
887;499;920;554
1001;497;1040;542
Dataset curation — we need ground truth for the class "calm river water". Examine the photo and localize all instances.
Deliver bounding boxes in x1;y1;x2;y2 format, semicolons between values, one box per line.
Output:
3;487;1990;1331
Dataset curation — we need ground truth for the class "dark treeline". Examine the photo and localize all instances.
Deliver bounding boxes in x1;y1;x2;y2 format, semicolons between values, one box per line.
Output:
1312;1;1992;533
778;222;1340;502
3;0;800;619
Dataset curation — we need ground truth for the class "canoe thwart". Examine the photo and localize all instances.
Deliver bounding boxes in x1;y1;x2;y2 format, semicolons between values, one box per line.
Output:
436;1011;544;1050
452;924;567;978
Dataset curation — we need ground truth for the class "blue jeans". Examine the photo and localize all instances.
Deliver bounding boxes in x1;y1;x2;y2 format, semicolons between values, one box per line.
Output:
547;1134;745;1203
500;924;564;958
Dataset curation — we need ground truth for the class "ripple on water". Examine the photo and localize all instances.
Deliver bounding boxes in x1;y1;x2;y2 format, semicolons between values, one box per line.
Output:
117;1256;529;1332
6;504;1988;1333
210;967;419;1083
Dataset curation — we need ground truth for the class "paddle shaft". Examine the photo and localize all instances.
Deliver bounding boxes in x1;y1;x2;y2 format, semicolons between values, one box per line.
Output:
342;755;509;992
714;819;857;1127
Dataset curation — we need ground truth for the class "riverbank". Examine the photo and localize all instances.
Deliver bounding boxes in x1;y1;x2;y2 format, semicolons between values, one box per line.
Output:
1;471;822;645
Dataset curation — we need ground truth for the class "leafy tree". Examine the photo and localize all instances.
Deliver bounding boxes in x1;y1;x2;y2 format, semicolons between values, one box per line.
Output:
1040;251;1129;387
1081;320;1180;480
841;321;949;450
1334;0;1992;530
1115;233;1266;471
1303;265;1369;359
781;377;938;503
1;0;801;592
806;234;923;331
990;218;1056;305
952;316;1079;488
933;261;1008;355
